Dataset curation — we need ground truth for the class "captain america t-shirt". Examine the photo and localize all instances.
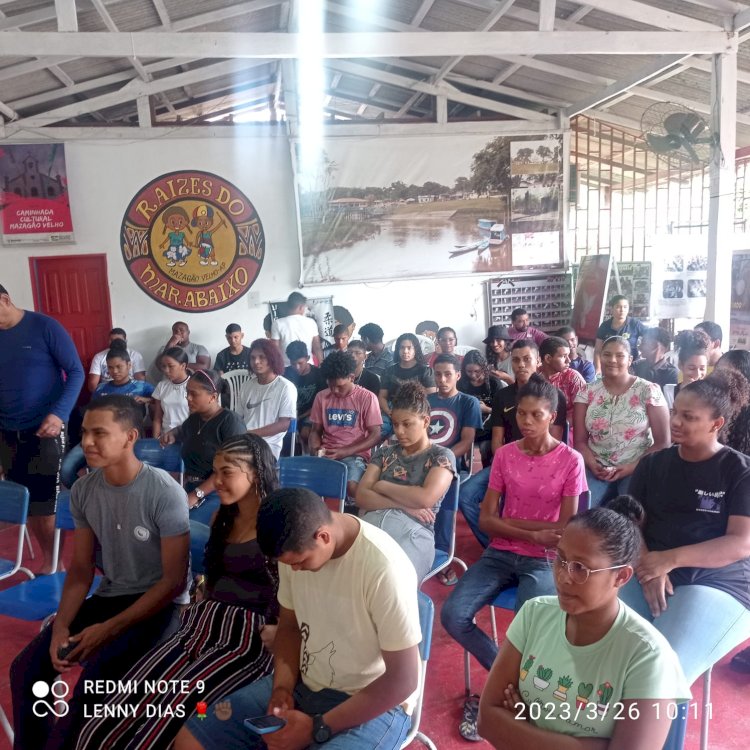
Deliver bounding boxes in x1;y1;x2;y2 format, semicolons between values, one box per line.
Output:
310;385;383;460
427;392;483;450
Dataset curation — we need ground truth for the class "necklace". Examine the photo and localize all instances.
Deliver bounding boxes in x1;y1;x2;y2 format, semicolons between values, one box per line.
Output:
196;409;222;435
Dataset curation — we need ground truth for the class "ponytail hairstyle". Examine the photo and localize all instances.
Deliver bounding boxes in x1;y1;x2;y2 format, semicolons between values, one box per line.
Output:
188;368;229;402
204;434;279;590
390;380;430;417
567;495;644;567
516;372;558;414
675;329;710;366
160;346;189;367
106;337;130;363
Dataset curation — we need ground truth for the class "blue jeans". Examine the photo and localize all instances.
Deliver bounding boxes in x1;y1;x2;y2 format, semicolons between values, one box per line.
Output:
585;468;631;507
184;674;411;750
441;547;556;671
620;579;750;684
458;467;490;548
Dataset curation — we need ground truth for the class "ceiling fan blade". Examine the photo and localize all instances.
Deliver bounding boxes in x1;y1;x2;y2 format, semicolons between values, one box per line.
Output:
646;132;682;154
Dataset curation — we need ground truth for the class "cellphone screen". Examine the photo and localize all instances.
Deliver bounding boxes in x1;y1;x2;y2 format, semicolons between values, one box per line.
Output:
244;715;286;733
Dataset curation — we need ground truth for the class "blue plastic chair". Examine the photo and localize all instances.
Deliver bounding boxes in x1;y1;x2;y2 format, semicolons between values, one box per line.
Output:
278;456;348;512
134;438;184;482
421;479;468;586
400;591;437;750
0;480;33;582
464;491;591;694
0;494;101;622
281;417;298;458
189;520;211;576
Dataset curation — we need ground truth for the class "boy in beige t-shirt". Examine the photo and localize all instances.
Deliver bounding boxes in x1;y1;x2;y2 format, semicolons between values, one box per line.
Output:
176;487;421;750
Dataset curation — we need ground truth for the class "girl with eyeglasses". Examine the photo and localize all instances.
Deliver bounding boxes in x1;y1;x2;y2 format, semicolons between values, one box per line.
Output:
161;369;245;520
620;372;750;685
478;498;690;750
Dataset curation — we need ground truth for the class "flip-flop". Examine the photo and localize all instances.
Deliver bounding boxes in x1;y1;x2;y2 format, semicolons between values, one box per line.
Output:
439;569;458;586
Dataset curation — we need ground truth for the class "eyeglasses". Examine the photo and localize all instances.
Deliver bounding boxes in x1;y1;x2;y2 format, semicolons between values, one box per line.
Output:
546;551;628;584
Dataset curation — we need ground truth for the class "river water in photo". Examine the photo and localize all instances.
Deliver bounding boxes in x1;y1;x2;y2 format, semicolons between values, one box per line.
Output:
303;213;490;283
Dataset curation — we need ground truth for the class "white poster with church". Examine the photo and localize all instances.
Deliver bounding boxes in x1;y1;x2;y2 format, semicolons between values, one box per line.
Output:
0;143;75;245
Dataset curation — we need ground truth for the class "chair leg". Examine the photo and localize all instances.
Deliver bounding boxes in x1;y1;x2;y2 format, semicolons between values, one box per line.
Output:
464;648;472;697
700;667;712;750
0;704;13;744
490;606;498;646
414;730;437;750
24;527;35;559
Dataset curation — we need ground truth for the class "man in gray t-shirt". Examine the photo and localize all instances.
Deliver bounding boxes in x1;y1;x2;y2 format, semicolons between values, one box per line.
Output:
10;395;190;750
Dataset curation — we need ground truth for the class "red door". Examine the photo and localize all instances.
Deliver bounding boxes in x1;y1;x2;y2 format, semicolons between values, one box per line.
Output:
29;254;112;371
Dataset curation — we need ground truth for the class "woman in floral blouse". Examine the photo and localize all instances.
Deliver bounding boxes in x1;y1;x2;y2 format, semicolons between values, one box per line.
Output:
574;336;670;506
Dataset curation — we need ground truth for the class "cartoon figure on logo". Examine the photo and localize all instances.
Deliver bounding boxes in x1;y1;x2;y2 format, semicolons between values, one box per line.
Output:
192;204;226;266
159;206;193;267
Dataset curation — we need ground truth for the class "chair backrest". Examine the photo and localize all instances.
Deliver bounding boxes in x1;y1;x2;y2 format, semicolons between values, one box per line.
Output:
0;480;30;526
400;592;435;750
433;478;459;556
60;445;87;488
221;369;251;413
282;417;298;458
134;438;184;477
55;494;78;531
278;456;347;502
189;520;211;576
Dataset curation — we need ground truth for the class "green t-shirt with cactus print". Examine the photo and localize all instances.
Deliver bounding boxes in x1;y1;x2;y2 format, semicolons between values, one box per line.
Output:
506;596;691;739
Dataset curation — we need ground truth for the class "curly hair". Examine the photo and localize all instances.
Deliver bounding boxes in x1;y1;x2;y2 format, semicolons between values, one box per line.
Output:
390;380;430;416
641;327;671;350
393;332;426;365
249;337;285;376
320;350;356;381
461;349;490;383
682;370;750;453
674;329;710;365
717;350;750;383
204;434;279;591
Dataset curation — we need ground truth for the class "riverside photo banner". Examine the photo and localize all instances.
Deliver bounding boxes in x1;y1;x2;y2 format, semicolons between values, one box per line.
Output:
294;132;564;284
0;143;74;244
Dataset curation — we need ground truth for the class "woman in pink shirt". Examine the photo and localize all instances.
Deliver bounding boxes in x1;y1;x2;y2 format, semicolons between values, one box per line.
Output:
441;374;587;741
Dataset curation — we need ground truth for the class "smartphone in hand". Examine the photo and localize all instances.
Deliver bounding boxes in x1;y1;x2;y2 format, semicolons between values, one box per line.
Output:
244;715;287;735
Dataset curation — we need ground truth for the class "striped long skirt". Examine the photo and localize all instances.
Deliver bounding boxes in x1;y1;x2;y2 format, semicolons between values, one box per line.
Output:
74;598;273;750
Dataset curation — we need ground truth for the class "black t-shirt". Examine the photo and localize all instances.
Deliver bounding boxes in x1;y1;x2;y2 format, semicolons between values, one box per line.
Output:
381;363;435;399
179;409;247;481
215;346;251;373
355;367;381;397
630;446;750;609
488;382;568;444
458;376;504;410
595;317;646;359
633;358;678;390
283;365;326;416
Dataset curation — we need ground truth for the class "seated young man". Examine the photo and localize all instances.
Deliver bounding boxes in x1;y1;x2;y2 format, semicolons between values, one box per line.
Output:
347;339;381;396
309;351;383;501
215;323;251;374
284;340;326;449
633;327;679;390
358;322;392;377
458;340;567;549
539;335;586;429
427;354;483;471
87;327;146;392
174;487;421;750
10;395;190;750
556;325;595;383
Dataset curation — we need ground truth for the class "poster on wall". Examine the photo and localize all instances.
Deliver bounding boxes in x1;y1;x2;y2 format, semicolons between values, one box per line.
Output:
119;170;265;312
294;133;564;285
570;254;612;342
730;250;750;350
0;143;74;244
610;262;652;319
650;235;708;319
269;296;335;347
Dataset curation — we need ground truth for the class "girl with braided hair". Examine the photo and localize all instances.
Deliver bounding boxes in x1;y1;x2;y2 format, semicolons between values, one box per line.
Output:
356;380;457;582
75;434;280;750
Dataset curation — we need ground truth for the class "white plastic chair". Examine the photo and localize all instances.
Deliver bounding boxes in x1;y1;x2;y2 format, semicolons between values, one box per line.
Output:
221;369;251;413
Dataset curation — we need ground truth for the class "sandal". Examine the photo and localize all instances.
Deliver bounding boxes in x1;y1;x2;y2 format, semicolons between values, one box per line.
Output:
459;693;482;742
439;568;458;586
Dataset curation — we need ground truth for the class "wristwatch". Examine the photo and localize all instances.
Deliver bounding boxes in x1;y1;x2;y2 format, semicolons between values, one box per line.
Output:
312;714;333;743
193;488;206;507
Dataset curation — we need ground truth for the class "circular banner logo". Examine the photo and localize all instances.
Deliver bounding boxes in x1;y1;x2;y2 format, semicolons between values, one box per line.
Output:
120;171;265;311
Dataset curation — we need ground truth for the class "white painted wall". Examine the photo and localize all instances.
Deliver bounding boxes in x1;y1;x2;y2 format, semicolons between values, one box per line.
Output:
2;132;492;372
